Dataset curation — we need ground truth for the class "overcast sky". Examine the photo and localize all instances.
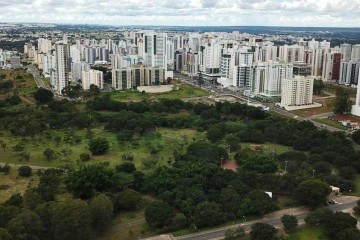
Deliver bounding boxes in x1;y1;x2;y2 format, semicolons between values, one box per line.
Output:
1;0;360;27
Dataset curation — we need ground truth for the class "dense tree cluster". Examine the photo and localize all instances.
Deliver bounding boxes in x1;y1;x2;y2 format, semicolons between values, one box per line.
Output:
305;209;360;240
0;165;144;240
1;91;360;237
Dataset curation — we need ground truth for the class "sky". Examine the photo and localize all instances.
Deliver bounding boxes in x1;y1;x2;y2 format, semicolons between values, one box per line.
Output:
1;0;360;27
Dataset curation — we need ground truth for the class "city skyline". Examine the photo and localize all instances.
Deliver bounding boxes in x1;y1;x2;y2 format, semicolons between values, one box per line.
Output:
1;0;360;27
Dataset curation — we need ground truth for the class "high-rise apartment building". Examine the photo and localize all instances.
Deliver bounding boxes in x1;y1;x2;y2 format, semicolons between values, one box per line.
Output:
81;69;103;90
51;43;70;93
281;76;314;107
143;32;167;69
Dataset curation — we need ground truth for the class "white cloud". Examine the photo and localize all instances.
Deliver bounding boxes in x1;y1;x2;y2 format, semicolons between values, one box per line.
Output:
0;0;359;27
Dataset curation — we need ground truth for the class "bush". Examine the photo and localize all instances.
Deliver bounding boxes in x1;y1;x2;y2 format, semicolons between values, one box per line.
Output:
80;153;91;161
88;138;109;155
17;166;32;177
281;214;298;231
353;206;360;216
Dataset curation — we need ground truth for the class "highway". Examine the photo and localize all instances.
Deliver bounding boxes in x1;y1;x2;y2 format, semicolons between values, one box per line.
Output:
174;73;342;132
27;64;49;89
174;199;358;240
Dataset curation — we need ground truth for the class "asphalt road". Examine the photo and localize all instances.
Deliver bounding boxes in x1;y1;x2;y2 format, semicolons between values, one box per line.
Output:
27;65;47;89
175;200;358;240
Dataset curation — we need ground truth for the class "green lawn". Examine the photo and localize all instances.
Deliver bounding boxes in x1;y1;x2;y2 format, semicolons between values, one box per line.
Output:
242;142;292;154
287;226;328;240
291;98;335;118
0;127;205;170
313;118;347;130
110;82;209;102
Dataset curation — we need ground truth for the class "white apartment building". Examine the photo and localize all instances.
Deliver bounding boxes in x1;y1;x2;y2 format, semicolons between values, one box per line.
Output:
143;32;167;69
254;61;293;97
51;43;70;93
340;61;360;85
37;38;52;53
81;69;103;90
351;45;360;62
279;45;305;63
112;66;166;90
281;76;314;107
71;62;90;83
340;44;352;61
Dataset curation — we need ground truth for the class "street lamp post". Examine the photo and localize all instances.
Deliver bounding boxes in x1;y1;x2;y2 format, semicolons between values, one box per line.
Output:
285;160;288;173
312;169;315;178
228;144;231;158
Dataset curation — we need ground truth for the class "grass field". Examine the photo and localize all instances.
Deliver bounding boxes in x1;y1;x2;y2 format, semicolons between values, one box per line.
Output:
100;195;157;240
242;143;292;154
0;127;205;170
0;168;39;203
110;82;209;102
291;98;335;118
0;69;36;103
287;226;328;240
313;118;347;130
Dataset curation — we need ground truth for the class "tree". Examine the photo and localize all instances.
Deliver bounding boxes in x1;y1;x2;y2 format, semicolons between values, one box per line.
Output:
325;212;357;239
88;137;109;155
304;209;332;226
334;88;352;114
43;148;56;161
145;201;173;229
0;205;20;228
118;189;142;210
79;153;91;161
89;84;100;96
89;194;113;233
294;179;331;207
0;164;10;175
353;206;360;216
337;228;360;240
3;194;23;208
250;223;278;240
313;79;325;94
242;155;278;174
352;130;360;145
224;227;245;240
51;199;92;240
34;88;54;104
23;189;43;210
193;202;225;228
17;166;32;177
0;228;11;240
245;190;274;215
281;214;298;232
171;213;187;230
61;85;81;99
66;164;114;199
115;162;136;173
206;126;225;143
220;187;242;217
19;152;31;162
37;168;62;201
225;135;241;152
7;210;43;240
